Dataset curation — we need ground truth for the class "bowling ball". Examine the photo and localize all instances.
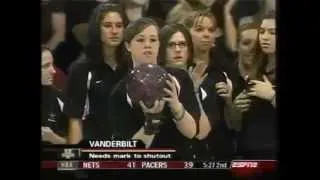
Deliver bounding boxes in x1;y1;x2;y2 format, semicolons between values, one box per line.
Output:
127;63;170;108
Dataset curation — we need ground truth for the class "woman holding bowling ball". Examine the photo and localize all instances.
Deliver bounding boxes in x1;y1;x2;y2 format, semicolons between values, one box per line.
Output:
108;17;201;160
233;11;276;159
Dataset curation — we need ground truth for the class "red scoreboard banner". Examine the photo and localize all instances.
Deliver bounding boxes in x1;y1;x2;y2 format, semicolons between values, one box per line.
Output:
42;145;277;177
41;160;277;171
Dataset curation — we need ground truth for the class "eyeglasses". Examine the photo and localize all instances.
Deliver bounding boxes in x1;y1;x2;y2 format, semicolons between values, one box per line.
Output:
168;41;187;49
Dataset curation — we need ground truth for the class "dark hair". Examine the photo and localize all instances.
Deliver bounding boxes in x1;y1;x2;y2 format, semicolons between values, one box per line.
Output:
210;0;225;29
124;17;159;44
158;24;193;67
183;11;217;30
251;11;276;80
85;3;128;67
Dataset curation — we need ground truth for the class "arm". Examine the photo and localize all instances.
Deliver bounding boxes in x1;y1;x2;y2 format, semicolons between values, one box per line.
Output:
195;92;211;140
223;98;234;129
187;65;211;140
224;97;243;131
231;81;276;132
47;12;66;50
216;72;245;131
132;127;156;148
172;103;197;139
68;118;83;144
130;100;166;147
42;126;67;144
108;80;148;142
163;74;199;139
165;4;185;25
224;0;238;52
247;75;276;109
230;90;253;131
64;61;89;144
50;133;67;144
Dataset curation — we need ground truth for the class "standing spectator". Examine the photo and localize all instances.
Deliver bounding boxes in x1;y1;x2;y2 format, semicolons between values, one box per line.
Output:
158;23;213;160
223;0;273;53
166;0;238;79
225;20;260;131
182;11;237;160
233;12;276;159
158;24;194;70
65;3;128;144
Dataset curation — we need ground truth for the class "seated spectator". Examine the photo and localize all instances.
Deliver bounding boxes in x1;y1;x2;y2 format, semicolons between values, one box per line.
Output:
41;45;67;144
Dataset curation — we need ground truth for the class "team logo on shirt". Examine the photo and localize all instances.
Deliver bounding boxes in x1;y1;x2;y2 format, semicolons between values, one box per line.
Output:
200;87;207;100
48;113;56;122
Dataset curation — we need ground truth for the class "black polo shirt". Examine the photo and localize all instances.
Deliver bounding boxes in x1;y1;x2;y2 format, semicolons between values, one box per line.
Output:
192;65;235;161
210;43;237;81
108;67;200;160
64;57;126;140
41;86;68;138
232;66;277;159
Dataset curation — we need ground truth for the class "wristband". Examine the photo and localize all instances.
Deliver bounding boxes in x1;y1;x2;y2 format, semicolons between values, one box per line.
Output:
144;113;163;135
173;105;186;122
144;119;162;135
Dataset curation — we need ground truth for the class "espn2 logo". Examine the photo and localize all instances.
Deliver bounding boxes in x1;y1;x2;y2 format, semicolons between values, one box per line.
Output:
231;161;258;168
